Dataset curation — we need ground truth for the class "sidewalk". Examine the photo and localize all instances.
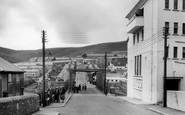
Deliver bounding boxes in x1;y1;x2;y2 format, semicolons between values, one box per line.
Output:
117;96;185;115
32;91;73;115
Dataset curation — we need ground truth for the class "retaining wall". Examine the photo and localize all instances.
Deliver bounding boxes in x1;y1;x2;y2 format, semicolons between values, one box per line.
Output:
0;94;39;115
167;91;185;112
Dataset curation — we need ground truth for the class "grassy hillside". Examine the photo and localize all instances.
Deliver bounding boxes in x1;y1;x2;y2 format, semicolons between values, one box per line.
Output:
0;41;127;63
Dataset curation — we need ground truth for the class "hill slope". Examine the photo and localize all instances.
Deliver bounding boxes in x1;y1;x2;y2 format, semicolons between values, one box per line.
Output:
0;41;127;63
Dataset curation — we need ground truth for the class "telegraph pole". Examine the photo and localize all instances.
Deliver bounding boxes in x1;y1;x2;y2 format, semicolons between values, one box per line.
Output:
163;27;168;107
104;52;107;95
42;30;46;107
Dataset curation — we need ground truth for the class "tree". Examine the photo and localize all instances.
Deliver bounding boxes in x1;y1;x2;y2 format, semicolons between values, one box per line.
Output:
81;53;87;58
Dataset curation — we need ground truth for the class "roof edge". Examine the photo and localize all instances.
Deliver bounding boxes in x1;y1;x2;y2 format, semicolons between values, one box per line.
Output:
125;0;148;19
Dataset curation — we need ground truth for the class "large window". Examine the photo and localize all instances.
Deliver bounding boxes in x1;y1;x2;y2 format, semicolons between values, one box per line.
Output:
165;0;169;9
133;34;135;45
173;47;178;58
183;23;185;34
182;47;185;58
174;0;178;10
174;22;178;34
134;55;142;76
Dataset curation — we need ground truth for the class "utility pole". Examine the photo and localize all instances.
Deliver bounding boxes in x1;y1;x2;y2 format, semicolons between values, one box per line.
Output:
163;27;168;107
104;52;107;95
42;30;46;107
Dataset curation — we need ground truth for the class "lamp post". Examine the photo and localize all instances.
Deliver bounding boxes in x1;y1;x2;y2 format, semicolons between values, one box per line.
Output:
104;52;107;95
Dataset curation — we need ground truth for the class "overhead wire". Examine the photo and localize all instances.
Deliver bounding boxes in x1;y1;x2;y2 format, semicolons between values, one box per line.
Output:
127;28;165;56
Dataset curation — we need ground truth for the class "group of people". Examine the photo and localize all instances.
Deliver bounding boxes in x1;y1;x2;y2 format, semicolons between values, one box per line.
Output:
73;82;87;93
46;86;66;105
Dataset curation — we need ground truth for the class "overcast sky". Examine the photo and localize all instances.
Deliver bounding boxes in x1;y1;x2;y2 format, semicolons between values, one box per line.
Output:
0;0;138;50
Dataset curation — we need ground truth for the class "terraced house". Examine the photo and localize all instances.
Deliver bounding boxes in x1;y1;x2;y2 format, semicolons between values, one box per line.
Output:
126;0;185;104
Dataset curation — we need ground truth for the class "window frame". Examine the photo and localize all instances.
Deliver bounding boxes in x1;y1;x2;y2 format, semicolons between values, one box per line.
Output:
183;0;185;10
137;33;139;43
173;46;178;58
141;29;144;41
165;22;170;34
183;23;185;34
134;55;142;76
174;0;178;10
182;47;185;58
133;34;135;45
174;22;178;34
165;0;169;9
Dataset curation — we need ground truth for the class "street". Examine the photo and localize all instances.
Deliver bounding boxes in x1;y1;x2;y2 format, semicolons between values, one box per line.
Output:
42;83;160;115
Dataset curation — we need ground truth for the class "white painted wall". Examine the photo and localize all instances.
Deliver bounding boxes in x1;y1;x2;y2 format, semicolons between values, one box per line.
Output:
167;91;185;112
127;0;185;104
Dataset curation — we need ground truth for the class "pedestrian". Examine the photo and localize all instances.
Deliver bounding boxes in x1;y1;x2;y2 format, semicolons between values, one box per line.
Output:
79;84;81;91
84;83;87;90
75;83;79;93
61;87;65;103
54;88;60;102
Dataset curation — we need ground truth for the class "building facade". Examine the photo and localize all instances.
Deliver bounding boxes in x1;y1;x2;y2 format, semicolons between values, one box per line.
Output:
0;57;24;98
126;0;185;103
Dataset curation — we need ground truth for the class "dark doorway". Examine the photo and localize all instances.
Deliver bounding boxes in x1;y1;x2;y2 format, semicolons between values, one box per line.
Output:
166;79;180;90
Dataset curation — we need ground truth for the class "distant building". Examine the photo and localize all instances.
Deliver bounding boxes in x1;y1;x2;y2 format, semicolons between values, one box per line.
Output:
106;73;127;83
126;0;185;104
0;57;24;98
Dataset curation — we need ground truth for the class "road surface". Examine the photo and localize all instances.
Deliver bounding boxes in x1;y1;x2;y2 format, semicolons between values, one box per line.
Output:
44;83;160;115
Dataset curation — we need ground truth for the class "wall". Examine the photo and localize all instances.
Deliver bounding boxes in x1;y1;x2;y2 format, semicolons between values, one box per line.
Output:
167;91;185;112
157;0;185;102
0;94;39;115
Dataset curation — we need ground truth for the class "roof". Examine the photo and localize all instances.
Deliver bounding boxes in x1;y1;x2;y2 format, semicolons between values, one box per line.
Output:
125;0;148;20
0;57;24;73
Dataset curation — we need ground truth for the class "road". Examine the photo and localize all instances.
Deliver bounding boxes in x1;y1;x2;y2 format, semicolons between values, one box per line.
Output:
44;83;160;115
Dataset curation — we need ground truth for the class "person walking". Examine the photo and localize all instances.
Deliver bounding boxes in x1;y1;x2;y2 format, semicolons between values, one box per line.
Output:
60;87;65;103
54;88;60;102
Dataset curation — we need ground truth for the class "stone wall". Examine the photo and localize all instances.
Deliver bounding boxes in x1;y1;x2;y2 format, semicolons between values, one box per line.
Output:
167;91;185;112
0;94;39;115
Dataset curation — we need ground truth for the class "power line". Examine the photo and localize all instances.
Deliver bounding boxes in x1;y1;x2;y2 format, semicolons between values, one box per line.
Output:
127;29;164;56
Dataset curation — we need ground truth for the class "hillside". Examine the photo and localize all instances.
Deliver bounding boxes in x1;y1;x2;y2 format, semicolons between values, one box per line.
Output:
0;41;127;63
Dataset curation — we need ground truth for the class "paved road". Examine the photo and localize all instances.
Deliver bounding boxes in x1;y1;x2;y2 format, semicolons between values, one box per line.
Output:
43;83;159;115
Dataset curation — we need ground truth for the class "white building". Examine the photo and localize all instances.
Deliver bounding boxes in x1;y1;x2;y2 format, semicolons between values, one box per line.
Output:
126;0;185;104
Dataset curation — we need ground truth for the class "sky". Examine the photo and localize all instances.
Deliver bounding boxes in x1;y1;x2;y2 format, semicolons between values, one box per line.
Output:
0;0;138;50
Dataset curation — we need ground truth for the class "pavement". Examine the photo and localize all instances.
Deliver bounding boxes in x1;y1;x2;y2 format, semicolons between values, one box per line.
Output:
116;96;185;115
32;91;73;115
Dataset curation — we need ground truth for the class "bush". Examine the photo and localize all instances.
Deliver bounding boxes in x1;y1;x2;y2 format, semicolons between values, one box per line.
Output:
24;77;36;87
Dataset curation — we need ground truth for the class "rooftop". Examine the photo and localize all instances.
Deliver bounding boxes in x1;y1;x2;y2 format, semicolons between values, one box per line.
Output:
0;57;24;73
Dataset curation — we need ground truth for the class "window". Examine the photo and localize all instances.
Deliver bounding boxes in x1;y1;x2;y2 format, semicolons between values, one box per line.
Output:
174;22;178;34
174;0;178;10
173;47;178;58
8;74;12;83
182;47;185;58
135;56;137;75
141;29;144;41
165;0;169;9
137;33;139;43
183;23;185;34
165;22;169;34
134;55;142;76
133;34;135;45
183;0;185;10
16;76;20;82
